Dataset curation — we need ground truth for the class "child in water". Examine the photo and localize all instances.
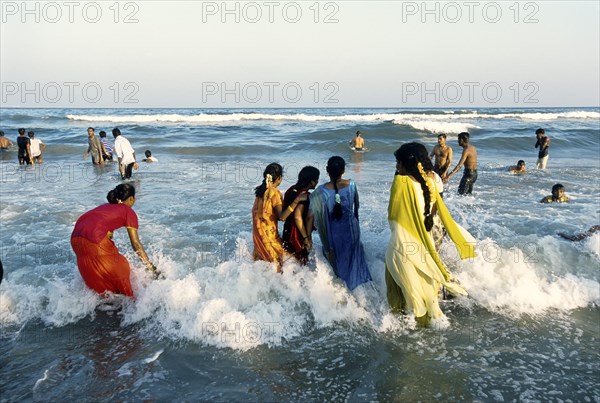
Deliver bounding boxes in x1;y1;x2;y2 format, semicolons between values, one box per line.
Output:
541;183;569;203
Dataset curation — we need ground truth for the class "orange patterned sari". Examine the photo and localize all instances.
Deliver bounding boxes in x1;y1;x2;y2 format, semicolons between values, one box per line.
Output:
252;187;284;265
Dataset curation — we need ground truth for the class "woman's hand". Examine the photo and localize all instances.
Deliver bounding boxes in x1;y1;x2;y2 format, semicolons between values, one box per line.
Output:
302;236;312;251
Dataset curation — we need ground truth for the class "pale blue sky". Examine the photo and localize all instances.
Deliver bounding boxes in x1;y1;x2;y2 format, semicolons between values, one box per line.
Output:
1;1;598;107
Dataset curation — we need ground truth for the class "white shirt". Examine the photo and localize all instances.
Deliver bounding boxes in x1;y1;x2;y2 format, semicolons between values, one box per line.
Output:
114;136;136;166
29;138;43;157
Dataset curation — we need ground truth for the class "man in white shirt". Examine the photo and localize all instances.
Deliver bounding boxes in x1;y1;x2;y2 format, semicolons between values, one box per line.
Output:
28;131;46;164
112;128;138;179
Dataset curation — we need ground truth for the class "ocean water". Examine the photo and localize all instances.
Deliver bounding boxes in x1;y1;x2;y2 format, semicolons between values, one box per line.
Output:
1;108;599;401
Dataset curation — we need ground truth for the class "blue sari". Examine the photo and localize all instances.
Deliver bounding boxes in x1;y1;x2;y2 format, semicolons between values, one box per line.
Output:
311;180;371;290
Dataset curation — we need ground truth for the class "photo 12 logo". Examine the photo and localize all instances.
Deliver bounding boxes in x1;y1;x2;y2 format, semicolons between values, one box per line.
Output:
201;81;339;105
200;1;340;23
1;1;140;23
400;1;540;24
1;81;140;106
401;81;540;105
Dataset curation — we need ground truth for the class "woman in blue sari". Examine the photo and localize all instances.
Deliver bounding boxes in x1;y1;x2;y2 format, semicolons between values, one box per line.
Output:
311;156;371;290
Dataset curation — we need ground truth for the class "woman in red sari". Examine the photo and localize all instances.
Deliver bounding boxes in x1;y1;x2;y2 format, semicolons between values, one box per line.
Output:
282;166;320;264
71;184;158;297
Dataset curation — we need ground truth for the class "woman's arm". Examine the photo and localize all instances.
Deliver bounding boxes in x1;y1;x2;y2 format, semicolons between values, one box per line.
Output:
276;192;308;221
127;227;158;275
294;204;312;250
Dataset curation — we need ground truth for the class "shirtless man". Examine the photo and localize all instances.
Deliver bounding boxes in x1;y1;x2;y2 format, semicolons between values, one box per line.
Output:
430;133;453;178
0;131;14;149
444;132;478;195
350;131;365;150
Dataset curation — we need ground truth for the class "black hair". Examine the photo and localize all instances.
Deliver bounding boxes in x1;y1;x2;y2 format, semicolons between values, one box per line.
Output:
535;128;545;135
552;183;565;193
458;132;470;142
255;163;283;198
112;128;121;137
437;133;447;139
88;127;94;131
99;131;106;138
107;183;136;204
18;128;25;135
295;166;320;189
394;142;435;231
145;150;152;158
27;131;34;137
356;131;361;136
517;160;525;166
326;156;346;220
0;131;4;136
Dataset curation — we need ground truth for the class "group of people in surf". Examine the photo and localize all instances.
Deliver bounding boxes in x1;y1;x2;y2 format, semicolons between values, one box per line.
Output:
69;139;474;325
4;124;589;325
1;127;157;179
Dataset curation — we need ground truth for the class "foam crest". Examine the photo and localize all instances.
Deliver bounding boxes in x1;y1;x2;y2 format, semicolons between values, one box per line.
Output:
65;110;599;125
393;119;480;133
454;239;600;316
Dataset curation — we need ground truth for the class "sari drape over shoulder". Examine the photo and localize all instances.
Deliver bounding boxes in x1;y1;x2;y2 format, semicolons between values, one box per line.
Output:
252;187;285;263
311;180;371;290
385;175;476;319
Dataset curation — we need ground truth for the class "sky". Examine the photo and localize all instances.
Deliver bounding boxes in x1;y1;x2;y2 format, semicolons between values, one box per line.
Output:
1;0;599;108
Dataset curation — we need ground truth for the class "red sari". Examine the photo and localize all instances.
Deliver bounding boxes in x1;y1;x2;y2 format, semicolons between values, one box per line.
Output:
71;204;139;297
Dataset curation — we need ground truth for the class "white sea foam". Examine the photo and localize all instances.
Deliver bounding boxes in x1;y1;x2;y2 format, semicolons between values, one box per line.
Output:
66;110;599;126
454;238;600;316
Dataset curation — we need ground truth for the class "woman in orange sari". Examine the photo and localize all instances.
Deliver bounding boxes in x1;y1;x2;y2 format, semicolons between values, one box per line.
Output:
71;184;158;297
252;163;307;272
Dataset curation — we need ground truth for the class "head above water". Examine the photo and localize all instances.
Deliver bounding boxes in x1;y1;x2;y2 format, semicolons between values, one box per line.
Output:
517;160;525;168
145;150;152;158
551;183;565;199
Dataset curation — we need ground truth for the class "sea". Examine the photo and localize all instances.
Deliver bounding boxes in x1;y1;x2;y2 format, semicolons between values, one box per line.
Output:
1;107;599;402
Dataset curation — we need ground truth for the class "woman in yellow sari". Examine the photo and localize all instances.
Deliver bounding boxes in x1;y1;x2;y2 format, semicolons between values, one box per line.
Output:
386;143;477;325
252;163;307;272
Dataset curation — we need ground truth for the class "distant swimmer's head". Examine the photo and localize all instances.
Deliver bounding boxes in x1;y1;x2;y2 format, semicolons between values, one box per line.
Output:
107;183;136;206
551;183;565;200
517;160;525;169
99;131;107;138
297;166;320;190
145;150;152;158
18;128;25;136
112;128;122;138
28;131;34;138
535;128;545;135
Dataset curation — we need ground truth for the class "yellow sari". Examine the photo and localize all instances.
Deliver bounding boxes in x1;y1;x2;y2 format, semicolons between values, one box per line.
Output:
252;187;284;264
385;175;476;321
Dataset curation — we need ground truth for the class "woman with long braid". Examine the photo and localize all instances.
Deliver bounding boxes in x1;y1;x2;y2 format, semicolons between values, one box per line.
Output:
311;156;371;290
386;143;476;325
252;163;307;272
